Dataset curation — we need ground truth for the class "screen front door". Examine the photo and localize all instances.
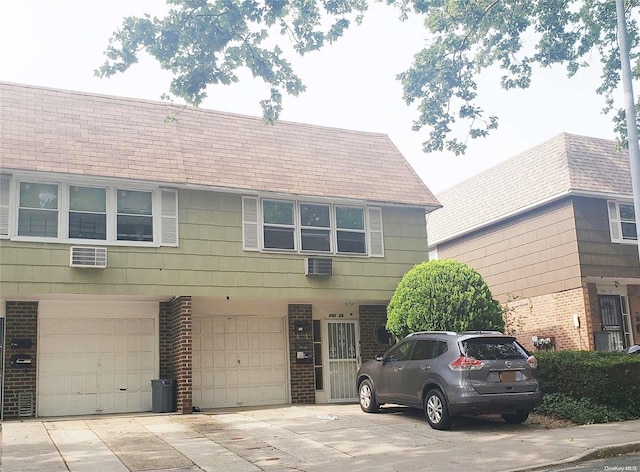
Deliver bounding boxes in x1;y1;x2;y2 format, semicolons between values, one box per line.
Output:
326;321;359;402
598;295;626;351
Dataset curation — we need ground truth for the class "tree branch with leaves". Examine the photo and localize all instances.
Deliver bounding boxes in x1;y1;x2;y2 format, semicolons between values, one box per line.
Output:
97;0;640;151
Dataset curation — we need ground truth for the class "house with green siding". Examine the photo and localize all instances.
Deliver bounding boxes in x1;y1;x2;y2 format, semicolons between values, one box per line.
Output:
0;82;441;418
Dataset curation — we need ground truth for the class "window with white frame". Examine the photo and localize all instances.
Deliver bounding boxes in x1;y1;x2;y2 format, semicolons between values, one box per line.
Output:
69;185;107;240
10;177;178;246
242;196;384;256
18;182;59;238
300;203;331;252
117;189;153;242
263;199;295;250
336;205;366;254
608;201;637;243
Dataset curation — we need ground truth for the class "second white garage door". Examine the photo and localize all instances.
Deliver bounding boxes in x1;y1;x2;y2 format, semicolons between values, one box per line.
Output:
192;316;288;409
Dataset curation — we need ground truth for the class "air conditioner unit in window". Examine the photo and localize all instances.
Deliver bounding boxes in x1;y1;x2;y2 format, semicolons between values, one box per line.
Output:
305;258;333;276
70;246;107;268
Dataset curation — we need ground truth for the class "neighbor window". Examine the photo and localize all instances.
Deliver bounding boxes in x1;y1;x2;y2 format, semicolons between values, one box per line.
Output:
608;201;637;243
620;203;637;240
18;182;59;238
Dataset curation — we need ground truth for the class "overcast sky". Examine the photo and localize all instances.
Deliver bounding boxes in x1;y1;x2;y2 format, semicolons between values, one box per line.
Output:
0;0;619;193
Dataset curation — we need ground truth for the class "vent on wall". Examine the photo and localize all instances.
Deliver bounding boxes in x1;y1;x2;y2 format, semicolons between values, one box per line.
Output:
18;391;34;417
305;258;333;276
70;247;107;268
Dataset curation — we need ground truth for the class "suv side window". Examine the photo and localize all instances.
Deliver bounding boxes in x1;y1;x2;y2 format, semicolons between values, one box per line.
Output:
385;341;414;361
435;340;449;357
411;340;449;360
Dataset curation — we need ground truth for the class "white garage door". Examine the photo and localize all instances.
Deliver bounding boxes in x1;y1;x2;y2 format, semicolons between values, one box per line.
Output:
192;317;288;409
38;301;157;417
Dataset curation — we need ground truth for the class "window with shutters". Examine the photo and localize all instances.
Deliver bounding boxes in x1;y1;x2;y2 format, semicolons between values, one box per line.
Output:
608;201;637;243
242;196;384;256
7;175;177;246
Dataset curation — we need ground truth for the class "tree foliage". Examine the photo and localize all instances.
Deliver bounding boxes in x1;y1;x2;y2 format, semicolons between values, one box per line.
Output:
96;0;367;123
386;259;504;338
98;0;640;151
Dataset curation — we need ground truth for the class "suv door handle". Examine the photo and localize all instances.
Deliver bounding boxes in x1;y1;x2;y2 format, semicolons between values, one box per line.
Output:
421;365;431;370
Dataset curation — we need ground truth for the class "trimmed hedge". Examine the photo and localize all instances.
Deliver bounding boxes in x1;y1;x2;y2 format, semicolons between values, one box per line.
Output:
535;350;640;421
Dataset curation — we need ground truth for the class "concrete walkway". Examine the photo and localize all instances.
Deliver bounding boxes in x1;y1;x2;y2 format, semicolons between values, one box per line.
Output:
2;404;640;472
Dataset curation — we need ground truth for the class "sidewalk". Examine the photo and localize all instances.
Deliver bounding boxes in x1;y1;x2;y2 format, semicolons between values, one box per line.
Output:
2;404;640;472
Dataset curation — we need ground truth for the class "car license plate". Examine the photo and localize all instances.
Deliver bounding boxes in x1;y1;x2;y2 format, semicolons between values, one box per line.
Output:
500;371;516;382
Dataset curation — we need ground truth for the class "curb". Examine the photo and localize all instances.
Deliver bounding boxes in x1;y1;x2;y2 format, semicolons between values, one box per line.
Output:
513;442;640;471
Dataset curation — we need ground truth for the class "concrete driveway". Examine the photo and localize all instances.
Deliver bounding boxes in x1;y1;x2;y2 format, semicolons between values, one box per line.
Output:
3;404;640;472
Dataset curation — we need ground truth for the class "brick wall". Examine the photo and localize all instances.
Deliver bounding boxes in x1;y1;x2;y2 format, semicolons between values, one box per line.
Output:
586;282;600;349
159;296;193;414
4;301;38;418
507;287;591;352
159;302;173;379
359;305;390;362
288;304;315;404
626;284;640;343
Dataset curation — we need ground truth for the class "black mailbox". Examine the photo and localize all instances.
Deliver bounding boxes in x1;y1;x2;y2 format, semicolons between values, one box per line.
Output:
11;354;33;367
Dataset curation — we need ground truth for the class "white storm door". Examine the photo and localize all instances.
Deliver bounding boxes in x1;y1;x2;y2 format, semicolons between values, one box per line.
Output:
192;316;288;409
326;320;359;402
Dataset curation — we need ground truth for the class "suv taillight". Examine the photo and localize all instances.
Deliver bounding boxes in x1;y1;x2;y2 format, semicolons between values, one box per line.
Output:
527;355;538;369
449;356;485;370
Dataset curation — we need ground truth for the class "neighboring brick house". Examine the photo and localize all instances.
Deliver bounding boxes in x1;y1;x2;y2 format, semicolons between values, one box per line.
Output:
427;133;639;353
0;82;441;419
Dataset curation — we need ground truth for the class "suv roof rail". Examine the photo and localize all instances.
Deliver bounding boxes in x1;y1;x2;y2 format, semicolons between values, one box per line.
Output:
459;330;504;335
407;331;457;337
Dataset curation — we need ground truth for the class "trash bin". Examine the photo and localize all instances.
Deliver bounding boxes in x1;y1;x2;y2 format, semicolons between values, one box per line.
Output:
151;379;176;413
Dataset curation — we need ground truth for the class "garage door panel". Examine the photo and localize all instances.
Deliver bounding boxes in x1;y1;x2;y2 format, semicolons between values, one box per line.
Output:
85;319;99;335
38;312;157;417
193;316;287;409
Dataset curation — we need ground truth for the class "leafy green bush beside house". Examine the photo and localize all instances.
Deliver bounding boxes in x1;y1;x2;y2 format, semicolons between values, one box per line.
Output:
386;260;504;338
534;350;640;424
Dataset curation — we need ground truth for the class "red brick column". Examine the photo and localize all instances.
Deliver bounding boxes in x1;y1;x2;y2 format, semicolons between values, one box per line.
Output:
162;296;192;414
3;301;38;418
359;305;391;362
288;304;315;404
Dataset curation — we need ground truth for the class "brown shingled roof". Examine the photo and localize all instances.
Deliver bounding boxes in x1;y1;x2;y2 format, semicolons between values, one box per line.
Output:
0;82;440;209
428;133;632;244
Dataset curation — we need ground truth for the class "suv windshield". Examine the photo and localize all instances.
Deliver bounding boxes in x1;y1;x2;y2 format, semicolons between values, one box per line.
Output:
461;337;528;360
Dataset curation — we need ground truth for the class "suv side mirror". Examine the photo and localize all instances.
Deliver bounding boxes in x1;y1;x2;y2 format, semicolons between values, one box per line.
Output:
375;354;385;362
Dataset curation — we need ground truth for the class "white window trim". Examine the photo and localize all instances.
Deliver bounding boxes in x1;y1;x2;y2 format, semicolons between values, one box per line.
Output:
243;196;383;257
608;200;637;244
8;176;177;247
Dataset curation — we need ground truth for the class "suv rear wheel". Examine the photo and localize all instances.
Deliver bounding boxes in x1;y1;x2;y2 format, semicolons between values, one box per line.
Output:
424;389;452;430
501;410;530;424
358;379;379;413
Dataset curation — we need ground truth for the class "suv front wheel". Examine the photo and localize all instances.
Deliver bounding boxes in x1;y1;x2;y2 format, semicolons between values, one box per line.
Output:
358;379;379;413
424;389;452;430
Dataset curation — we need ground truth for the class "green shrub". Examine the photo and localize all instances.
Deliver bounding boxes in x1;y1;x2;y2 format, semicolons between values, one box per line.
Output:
536;393;635;425
534;350;640;423
386;260;504;338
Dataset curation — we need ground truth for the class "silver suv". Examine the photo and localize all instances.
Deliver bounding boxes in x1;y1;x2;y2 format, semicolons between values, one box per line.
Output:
356;331;543;430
